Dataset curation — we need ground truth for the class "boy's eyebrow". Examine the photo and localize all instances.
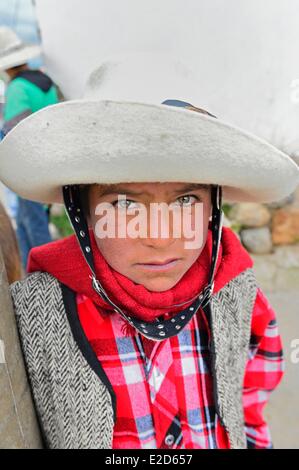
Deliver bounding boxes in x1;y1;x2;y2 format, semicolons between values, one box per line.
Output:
172;183;210;194
98;183;210;197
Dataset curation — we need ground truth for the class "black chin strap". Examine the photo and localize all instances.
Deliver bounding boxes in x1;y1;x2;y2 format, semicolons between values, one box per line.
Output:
62;184;223;341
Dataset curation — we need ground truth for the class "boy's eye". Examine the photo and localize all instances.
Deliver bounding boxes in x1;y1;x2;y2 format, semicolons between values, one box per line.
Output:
112;199;139;209
111;194;200;209
172;195;199;207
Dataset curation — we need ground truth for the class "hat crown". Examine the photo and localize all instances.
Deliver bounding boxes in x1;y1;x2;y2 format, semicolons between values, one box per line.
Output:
0;27;22;55
84;53;200;106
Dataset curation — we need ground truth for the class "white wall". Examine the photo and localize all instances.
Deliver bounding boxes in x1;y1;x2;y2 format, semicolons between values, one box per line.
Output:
35;0;299;157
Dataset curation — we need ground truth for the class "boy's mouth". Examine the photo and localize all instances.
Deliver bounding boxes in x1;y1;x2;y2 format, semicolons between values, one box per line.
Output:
135;258;180;271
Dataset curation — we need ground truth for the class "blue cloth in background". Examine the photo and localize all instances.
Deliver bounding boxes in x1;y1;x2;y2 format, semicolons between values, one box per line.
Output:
16;197;52;269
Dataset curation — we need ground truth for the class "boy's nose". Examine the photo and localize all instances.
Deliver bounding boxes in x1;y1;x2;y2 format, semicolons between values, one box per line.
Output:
140;234;177;249
140;222;177;248
137;208;180;248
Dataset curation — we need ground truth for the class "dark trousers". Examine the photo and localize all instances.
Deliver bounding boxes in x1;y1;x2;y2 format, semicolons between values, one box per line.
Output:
16;197;52;270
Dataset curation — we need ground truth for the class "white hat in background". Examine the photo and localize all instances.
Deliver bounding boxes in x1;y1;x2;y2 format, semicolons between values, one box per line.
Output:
0;26;41;70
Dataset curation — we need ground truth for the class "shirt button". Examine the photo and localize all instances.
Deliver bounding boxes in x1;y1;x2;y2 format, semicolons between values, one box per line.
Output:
164;434;175;446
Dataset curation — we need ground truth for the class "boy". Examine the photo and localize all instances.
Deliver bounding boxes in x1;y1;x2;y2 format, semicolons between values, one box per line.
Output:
0;55;298;449
0;26;58;268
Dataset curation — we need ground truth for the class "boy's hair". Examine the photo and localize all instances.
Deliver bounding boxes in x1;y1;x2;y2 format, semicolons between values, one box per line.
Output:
79;183;114;218
79;184;92;218
78;182;212;219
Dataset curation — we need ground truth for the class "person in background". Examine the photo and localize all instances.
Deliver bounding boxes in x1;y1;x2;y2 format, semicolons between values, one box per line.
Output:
1;76;19;223
0;26;58;269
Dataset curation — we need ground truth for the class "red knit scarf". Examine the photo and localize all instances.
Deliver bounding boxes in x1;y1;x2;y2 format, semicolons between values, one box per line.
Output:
27;224;253;322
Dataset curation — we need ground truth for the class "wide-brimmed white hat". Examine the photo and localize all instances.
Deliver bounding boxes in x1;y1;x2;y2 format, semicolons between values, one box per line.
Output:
0;26;41;70
0;53;298;204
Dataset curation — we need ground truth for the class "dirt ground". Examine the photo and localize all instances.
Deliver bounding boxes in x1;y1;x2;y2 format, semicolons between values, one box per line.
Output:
263;291;299;449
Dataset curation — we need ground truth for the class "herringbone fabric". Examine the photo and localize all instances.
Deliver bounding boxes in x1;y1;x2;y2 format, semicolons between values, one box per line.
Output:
209;267;258;448
10;271;115;449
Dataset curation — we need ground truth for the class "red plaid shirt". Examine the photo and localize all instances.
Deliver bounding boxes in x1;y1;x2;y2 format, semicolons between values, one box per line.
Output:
77;286;284;449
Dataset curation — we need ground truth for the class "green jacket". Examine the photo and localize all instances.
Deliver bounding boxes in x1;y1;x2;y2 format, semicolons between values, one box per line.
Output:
3;69;58;135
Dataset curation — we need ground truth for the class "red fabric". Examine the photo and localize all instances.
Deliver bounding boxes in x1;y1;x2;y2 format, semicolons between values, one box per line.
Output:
243;288;285;448
76;286;284;449
77;290;228;448
27;223;253;322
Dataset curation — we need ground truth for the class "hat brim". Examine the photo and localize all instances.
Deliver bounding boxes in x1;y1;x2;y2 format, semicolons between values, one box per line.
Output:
0;99;298;204
0;44;42;70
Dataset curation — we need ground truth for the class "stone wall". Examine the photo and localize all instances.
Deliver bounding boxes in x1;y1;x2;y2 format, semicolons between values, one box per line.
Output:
223;186;299;255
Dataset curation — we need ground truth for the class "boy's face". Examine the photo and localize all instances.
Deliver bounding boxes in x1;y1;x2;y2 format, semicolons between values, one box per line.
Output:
87;182;212;292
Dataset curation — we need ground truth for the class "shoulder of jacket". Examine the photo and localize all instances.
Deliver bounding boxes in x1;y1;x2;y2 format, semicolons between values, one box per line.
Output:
216;266;258;296
233;266;257;286
6;77;29;92
10;271;63;316
214;266;258;316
